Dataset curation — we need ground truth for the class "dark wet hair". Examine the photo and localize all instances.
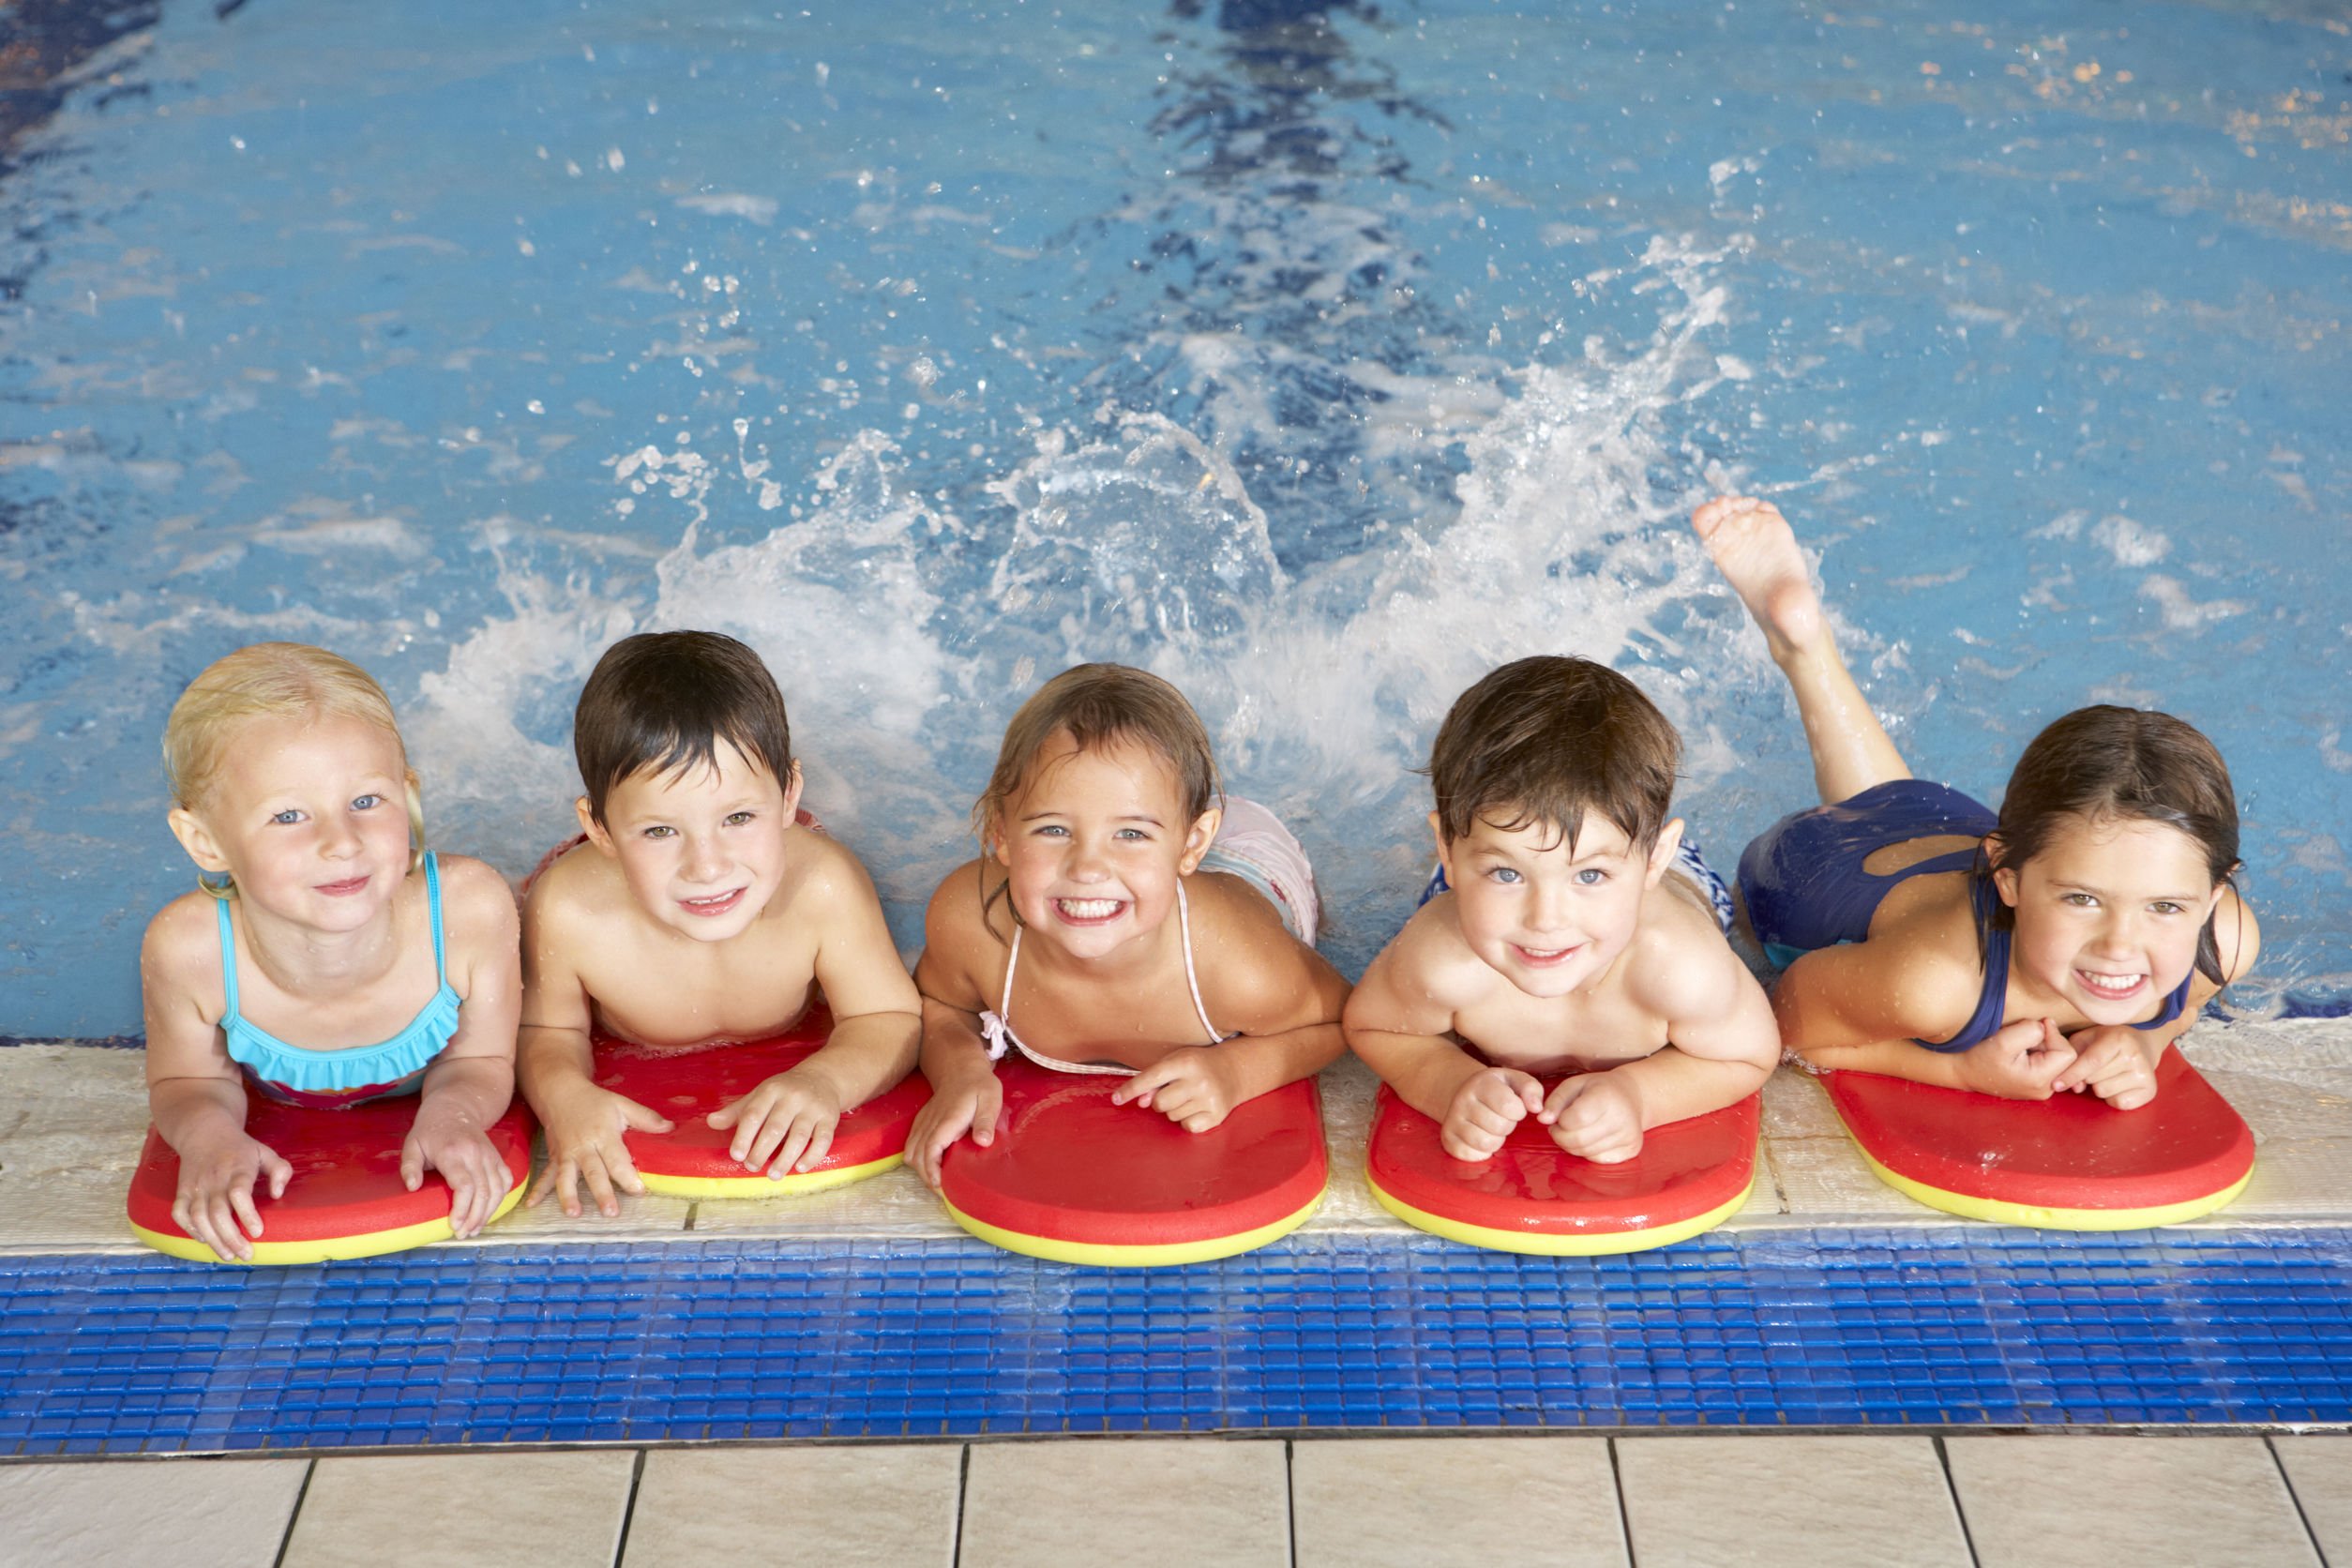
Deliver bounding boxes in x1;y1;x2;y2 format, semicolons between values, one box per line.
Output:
574;631;793;824
1984;705;2241;984
1427;656;1679;853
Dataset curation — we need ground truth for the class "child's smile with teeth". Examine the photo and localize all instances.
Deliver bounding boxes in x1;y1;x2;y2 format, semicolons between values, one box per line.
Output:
997;731;1218;961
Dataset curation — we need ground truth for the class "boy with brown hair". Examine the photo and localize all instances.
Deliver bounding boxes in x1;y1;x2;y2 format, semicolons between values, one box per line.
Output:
519;631;921;1216
1344;656;1778;1163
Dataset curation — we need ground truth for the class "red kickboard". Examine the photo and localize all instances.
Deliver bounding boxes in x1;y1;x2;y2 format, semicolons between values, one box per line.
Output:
1366;1082;1760;1241
939;1053;1328;1250
1819;1044;2254;1212
127;1095;535;1247
595;1003;932;1181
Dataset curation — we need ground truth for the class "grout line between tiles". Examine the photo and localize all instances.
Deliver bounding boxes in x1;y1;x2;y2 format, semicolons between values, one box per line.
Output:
1284;1439;1298;1568
611;1448;649;1567
2268;1436;2331;1568
270;1456;316;1568
1606;1437;1637;1568
952;1441;972;1568
1934;1436;1983;1568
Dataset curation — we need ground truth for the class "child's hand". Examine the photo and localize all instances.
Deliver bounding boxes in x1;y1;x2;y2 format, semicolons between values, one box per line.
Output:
2051;1026;2160;1109
1111;1048;1245;1133
907;1067;1004;1191
707;1070;844;1179
528;1078;675;1219
401;1104;514;1241
1545;1073;1645;1164
1440;1067;1546;1161
173;1128;294;1263
1957;1017;2076;1100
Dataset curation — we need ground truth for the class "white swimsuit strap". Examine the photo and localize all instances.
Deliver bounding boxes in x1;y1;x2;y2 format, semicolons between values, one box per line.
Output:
1177;879;1224;1045
977;920;1025;1063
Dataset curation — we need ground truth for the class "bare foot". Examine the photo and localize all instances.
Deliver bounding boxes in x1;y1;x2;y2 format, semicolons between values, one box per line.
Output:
1692;495;1824;662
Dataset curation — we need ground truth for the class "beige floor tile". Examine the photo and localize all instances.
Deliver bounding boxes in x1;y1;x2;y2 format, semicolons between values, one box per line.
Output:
0;1045;157;1251
1765;1136;1932;1218
960;1439;1288;1568
282;1451;637;1568
0;1456;310;1568
2216;1138;2352;1221
2201;1067;2352;1143
2272;1436;2352;1562
1304;1055;1412;1234
1946;1436;2318;1568
1760;1069;1847;1140
1292;1437;1625;1568
1618;1435;1968;1568
682;1163;963;1238
622;1445;958;1568
451;1183;696;1245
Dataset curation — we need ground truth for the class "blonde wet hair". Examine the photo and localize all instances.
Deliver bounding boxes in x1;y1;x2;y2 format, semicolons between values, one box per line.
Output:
164;642;427;897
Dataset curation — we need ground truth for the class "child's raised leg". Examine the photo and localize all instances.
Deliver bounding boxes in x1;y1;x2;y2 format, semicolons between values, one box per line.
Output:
1694;495;1909;807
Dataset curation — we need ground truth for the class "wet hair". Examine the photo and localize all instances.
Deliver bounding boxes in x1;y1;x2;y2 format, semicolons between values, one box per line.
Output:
1427;656;1680;853
574;631;793;825
1984;705;2242;984
163;642;427;893
972;663;1223;938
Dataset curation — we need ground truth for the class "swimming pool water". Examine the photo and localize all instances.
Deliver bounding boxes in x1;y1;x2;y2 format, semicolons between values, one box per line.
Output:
2;0;2347;1033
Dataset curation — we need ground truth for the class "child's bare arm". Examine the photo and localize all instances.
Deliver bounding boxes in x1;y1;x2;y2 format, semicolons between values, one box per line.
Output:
708;847;923;1177
1773;940;2074;1098
1343;911;1547;1159
141;899;291;1262
1601;933;1779;1128
906;865;1007;1187
404;859;520;1238
518;873;673;1217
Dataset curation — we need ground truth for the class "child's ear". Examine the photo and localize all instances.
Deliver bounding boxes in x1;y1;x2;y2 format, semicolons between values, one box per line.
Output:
779;759;806;822
1643;818;1687;887
1984;834;2019;908
1428;810;1456;886
167;807;230;874
1177;807;1224;876
575;796;618;856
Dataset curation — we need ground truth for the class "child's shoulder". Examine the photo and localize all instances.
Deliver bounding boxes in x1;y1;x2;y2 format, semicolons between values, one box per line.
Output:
783;823;884;904
1366;895;1503;1007
1618;882;1751;1015
427;852;520;935
142;888;224;977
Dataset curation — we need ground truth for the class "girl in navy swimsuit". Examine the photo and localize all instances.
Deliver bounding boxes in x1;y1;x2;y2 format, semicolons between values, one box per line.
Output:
142;643;522;1260
1694;496;2259;1108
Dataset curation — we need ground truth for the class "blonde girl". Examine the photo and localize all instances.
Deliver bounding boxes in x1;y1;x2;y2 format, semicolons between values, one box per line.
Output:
141;643;520;1259
1696;496;2258;1107
907;663;1349;1185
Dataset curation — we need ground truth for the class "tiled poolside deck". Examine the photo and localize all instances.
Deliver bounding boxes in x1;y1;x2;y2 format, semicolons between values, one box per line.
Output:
3;1018;2349;1565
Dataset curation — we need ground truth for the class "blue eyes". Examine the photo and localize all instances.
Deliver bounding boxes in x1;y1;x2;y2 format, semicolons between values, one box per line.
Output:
352;794;382;810
1485;867;1606;886
271;809;303;825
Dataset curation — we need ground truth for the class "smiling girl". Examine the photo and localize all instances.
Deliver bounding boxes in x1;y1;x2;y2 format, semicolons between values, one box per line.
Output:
906;664;1349;1187
1696;495;2259;1107
141;643;520;1260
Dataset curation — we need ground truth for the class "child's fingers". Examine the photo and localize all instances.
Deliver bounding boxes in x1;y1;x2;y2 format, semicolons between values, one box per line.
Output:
259;1145;294;1199
399;1134;426;1193
795;1121;836;1174
726;1097;775;1165
1110;1061;1175;1108
228;1180;268;1246
763;1113;818;1179
580;1153;624;1218
1541;1076;1591;1122
618;1094;676;1135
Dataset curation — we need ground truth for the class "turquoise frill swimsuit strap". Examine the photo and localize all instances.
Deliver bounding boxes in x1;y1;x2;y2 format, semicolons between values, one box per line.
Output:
216;852;461;1095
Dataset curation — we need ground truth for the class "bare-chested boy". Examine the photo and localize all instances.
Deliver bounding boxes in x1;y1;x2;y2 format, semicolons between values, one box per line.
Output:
519;631;921;1216
1343;656;1778;1163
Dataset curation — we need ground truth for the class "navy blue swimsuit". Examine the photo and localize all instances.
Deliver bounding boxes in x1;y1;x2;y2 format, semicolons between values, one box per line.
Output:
1737;780;2193;1052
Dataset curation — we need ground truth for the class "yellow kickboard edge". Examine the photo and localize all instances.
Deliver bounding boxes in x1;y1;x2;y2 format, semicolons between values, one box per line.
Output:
1367;1176;1754;1257
638;1151;904;1199
943;1193;1325;1268
1852;1144;2254;1231
130;1182;529;1266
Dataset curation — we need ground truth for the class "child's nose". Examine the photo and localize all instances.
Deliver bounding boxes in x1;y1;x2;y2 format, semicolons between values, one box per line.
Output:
682;834;726;880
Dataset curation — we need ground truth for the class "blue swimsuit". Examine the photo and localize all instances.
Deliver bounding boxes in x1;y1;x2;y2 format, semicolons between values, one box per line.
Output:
217;852;462;1107
1737;780;2192;1052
